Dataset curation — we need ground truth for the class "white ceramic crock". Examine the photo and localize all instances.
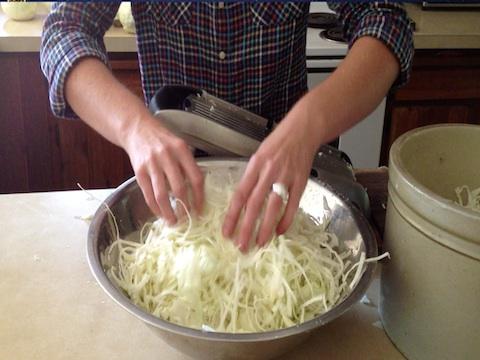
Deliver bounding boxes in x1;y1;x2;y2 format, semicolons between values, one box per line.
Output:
1;2;37;21
380;124;480;360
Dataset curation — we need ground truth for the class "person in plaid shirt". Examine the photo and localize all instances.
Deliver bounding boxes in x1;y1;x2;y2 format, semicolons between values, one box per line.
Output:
41;2;413;251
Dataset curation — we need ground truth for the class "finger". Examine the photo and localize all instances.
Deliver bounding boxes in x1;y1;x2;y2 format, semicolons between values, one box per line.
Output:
276;180;305;235
177;148;204;215
236;172;276;252
222;159;261;238
256;190;284;247
151;170;177;225
162;158;189;220
136;171;162;217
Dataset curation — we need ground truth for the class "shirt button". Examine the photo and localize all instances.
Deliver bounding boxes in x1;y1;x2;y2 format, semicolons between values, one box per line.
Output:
218;2;225;9
219;51;226;60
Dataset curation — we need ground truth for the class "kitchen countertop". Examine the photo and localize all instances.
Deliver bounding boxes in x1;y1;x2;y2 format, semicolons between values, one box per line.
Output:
0;172;404;360
405;3;480;49
1;3;479;53
0;4;137;52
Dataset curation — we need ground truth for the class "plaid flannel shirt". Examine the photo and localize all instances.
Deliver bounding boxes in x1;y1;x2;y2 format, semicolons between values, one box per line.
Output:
40;2;414;122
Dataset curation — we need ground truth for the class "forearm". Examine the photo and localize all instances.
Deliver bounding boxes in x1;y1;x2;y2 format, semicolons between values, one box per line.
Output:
64;57;156;149
40;2;121;119
286;36;399;150
65;57;204;221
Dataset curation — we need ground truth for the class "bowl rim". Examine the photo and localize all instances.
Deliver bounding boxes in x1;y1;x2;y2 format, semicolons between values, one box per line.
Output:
87;158;378;342
390;124;480;222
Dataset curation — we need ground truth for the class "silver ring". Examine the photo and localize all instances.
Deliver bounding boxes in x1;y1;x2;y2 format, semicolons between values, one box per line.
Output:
272;182;289;204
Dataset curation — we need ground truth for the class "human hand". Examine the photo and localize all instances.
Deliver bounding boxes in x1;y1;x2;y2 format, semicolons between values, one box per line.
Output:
123;115;204;225
222;111;319;251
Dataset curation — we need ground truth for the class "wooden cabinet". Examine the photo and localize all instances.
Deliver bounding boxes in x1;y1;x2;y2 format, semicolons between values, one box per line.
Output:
1;50;479;193
0;52;139;193
380;49;480;165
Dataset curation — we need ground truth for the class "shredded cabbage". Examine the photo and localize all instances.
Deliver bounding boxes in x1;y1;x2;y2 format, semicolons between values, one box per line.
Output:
455;185;480;212
117;2;135;34
103;177;383;333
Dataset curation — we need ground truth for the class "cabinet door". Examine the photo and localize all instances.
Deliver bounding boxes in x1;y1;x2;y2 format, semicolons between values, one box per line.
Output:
385;103;480;154
0;53;140;193
381;50;480;166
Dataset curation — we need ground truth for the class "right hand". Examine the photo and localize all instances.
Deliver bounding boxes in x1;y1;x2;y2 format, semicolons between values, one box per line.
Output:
123;115;204;225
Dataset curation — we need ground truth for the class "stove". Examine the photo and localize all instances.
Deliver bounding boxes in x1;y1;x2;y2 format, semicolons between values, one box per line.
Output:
306;2;347;57
307;11;347;43
307;12;338;29
305;2;386;169
319;26;347;43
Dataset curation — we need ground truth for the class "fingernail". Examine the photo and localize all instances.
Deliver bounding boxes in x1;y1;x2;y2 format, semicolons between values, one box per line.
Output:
222;224;232;238
256;236;264;247
234;236;245;251
239;242;248;253
257;233;271;248
234;238;242;250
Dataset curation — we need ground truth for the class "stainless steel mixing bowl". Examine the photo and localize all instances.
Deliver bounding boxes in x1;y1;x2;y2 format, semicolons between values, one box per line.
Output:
87;158;377;360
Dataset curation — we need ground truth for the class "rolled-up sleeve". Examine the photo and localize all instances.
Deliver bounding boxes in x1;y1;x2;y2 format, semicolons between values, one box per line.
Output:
328;1;414;88
40;2;119;119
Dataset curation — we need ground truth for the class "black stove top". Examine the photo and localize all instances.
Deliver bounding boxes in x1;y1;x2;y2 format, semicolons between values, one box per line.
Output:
307;12;339;29
320;26;346;43
308;12;346;44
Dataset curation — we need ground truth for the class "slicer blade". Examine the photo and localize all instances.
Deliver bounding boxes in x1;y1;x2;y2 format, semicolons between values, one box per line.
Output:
148;85;370;217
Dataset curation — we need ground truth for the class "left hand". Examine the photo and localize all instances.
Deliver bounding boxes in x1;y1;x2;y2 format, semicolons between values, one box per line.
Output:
222;35;402;251
222;110;318;251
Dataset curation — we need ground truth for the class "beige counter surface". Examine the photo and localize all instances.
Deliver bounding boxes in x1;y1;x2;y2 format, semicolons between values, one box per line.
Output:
1;3;479;52
405;3;480;49
0;5;137;52
0;189;404;360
